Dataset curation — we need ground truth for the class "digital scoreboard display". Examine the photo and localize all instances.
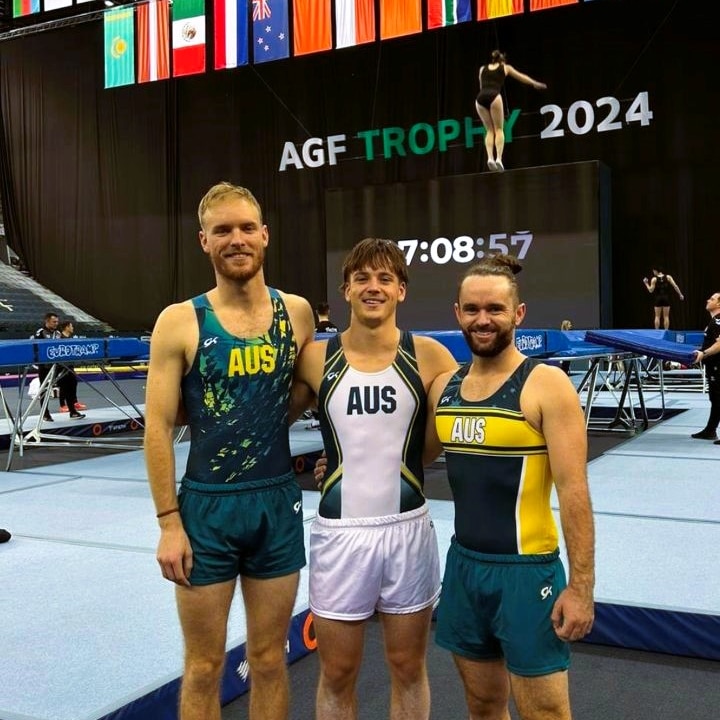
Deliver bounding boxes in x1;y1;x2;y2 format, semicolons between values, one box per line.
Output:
325;162;611;331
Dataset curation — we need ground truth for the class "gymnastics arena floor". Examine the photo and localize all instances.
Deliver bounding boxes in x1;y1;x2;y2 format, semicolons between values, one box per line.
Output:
0;388;719;720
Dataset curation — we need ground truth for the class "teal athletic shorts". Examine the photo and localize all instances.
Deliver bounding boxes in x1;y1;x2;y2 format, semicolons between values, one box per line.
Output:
435;537;570;677
177;471;306;586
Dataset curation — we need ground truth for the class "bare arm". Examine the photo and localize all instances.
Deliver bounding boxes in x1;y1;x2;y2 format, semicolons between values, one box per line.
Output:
423;369;455;467
144;302;196;586
530;365;595;641
505;63;547;90
413;336;458;466
283;292;316;355
414;335;458;390
666;275;684;300
643;276;656;294
283;293;317;424
289;340;325;424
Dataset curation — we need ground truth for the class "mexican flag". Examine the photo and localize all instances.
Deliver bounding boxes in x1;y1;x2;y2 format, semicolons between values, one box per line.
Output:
172;0;206;77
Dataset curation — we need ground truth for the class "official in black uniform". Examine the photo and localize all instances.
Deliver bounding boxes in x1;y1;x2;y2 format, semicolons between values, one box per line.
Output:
691;292;720;443
32;312;60;422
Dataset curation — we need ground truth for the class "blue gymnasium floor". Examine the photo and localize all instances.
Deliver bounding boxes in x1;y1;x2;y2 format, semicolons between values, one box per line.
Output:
0;392;719;720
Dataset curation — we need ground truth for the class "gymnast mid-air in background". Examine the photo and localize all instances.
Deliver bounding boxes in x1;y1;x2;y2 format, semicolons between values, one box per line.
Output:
475;49;547;172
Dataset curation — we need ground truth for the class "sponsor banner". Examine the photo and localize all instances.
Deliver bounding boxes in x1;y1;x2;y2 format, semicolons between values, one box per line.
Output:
37;340;105;363
515;330;548;356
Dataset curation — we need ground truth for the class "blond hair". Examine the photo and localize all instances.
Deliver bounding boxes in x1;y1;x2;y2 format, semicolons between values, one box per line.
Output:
197;182;263;229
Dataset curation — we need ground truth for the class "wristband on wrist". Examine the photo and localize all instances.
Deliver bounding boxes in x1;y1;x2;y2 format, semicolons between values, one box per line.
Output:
156;507;180;519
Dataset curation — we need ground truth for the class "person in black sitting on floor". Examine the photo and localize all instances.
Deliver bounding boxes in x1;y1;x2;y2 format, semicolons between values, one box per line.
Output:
33;312;61;422
56;321;86;419
691;292;720;443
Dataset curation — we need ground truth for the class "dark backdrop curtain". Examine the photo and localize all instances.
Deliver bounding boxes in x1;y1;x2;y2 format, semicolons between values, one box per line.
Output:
0;0;717;332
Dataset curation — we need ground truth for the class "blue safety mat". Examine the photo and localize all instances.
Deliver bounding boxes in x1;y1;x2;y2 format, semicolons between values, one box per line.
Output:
584;329;698;365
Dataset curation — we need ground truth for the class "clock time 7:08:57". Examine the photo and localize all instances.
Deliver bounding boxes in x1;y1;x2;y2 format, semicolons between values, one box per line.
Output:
396;232;533;266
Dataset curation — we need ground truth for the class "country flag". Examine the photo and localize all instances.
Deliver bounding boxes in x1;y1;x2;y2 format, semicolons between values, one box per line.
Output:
137;0;170;83
172;0;206;77
253;0;289;64
335;0;374;49
215;0;249;69
428;0;471;28
104;7;135;88
294;0;331;56
380;0;421;40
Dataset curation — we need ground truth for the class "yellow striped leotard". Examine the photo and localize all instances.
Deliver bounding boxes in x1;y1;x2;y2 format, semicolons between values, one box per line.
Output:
435;358;558;554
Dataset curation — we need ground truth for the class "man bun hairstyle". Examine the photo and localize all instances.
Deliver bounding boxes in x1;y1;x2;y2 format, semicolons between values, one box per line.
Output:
458;254;522;302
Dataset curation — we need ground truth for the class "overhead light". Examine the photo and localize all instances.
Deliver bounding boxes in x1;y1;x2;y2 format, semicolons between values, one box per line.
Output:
104;0;115;6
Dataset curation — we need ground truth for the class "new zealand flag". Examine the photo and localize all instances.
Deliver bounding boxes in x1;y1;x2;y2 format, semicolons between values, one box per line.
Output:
252;0;289;63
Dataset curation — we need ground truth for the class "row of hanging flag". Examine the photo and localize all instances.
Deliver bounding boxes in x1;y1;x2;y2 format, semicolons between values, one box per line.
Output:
104;0;583;89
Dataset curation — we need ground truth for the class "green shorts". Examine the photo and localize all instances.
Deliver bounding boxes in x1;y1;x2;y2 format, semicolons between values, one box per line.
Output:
435;537;570;677
178;471;306;586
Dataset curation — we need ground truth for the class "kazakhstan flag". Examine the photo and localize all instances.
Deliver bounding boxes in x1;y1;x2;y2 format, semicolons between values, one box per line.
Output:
104;7;135;88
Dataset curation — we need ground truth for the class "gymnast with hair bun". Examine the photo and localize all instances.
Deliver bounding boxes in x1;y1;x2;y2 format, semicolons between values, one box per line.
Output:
475;50;547;172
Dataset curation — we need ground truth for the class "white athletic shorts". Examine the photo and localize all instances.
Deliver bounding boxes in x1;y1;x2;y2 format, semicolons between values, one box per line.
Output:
309;503;441;621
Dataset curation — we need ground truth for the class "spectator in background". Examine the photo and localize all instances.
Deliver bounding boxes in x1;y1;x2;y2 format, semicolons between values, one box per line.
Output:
643;268;684;330
33;312;61;422
559;320;573;374
57;321;86;419
315;301;338;333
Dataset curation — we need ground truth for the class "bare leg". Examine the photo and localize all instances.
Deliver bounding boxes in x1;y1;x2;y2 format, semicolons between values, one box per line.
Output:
380;607;433;719
510;670;572;720
653;307;662;330
453;654;510;720
490;96;505;168
315;615;365;720
241;573;300;720
662;307;671;330
176;580;236;720
476;102;496;169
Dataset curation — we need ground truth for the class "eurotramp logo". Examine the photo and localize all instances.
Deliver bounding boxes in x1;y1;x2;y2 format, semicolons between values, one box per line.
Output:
278;111;522;172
